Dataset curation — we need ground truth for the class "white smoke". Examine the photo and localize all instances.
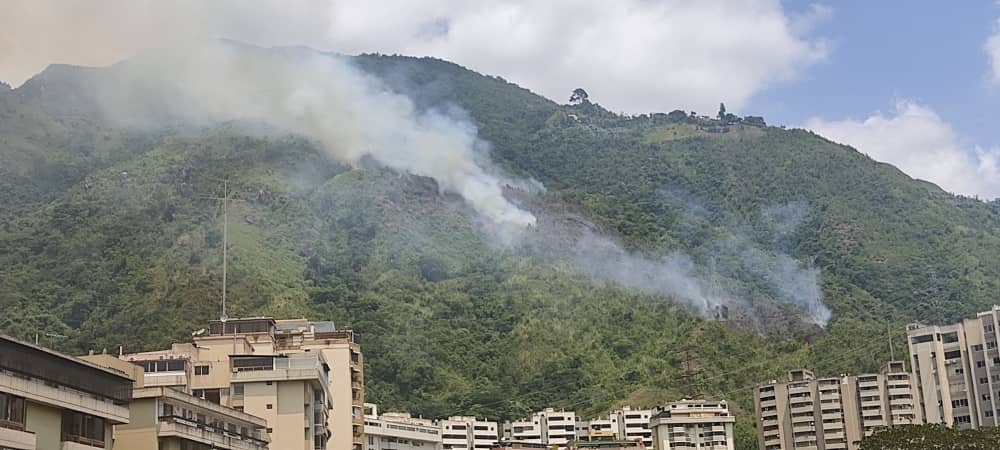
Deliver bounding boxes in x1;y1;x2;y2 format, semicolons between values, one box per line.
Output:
96;43;535;228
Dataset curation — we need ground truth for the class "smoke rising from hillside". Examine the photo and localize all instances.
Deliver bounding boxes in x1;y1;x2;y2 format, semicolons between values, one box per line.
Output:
519;200;831;327
95;43;535;228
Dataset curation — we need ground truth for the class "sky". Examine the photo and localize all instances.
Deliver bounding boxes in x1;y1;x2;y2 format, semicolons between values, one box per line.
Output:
0;0;998;199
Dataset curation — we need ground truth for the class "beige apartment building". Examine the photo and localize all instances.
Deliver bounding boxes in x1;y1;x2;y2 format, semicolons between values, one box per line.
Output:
648;400;735;450
0;334;132;450
753;362;920;450
81;354;270;450
906;305;1000;429
116;317;364;450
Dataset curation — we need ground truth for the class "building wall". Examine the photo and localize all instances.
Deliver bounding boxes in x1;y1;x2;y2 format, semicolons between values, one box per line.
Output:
753;363;921;450
906;308;1000;430
320;345;357;450
25;402;62;450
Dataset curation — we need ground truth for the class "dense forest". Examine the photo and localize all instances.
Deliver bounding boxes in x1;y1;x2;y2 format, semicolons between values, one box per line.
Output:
2;50;999;449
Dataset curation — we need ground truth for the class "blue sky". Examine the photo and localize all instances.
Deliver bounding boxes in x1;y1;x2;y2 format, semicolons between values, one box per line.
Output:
757;1;999;143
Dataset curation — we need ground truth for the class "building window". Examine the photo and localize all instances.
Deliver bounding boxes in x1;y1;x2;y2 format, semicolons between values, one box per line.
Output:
956;416;971;424
233;384;245;395
62;410;105;447
266;427;273;433
945;350;962;360
266;404;273;410
981;378;990;385
978;361;987;368
162;403;174;417
194;365;210;375
0;393;26;430
973;345;984;351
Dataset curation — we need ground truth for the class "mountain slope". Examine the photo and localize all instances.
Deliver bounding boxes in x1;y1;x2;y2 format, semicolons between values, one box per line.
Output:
1;51;999;449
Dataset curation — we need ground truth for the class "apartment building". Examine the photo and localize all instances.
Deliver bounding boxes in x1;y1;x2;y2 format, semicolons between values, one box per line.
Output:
649;400;734;450
609;407;653;447
753;362;920;450
363;403;442;450
441;417;498;450
81;353;269;450
506;409;576;449
0;334;132;450
907;305;1000;429
575;418;615;440
118;317;364;450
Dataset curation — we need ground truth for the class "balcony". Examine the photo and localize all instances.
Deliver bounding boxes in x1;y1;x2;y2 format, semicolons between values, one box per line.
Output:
158;417;268;450
0;371;129;423
0;426;35;450
144;373;188;387
61;440;103;450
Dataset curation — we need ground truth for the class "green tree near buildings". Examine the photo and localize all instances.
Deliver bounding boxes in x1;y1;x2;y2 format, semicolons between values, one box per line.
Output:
859;424;1000;449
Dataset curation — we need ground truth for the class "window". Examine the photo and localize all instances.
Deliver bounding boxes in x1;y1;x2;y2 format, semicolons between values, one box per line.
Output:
266;404;273;410
62;411;105;446
194;365;210;375
945;350;962;360
0;393;26;430
265;381;273;386
981;377;989;385
162;403;174;417
973;345;984;351
952;399;970;408
978;360;987;368
140;360;186;373
984;394;992;401
911;335;934;344
956;416;971;424
233;384;245;395
266;427;273;433
942;332;959;343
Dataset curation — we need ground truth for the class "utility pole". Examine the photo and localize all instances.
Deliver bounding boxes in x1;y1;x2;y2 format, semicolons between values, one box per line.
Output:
679;348;703;399
221;178;228;323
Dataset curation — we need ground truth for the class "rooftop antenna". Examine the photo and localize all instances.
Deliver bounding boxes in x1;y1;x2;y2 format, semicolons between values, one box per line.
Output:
888;321;895;361
221;178;228;323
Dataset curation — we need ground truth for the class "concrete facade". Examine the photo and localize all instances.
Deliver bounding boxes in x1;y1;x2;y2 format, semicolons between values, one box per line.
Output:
649;401;734;450
505;409;576;450
0;334;132;450
907;306;1000;430
753;362;920;450
441;417;498;450
363;404;442;450
117;317;363;450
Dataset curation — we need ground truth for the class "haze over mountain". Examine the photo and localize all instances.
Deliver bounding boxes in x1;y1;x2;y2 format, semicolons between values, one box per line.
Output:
2;43;1000;449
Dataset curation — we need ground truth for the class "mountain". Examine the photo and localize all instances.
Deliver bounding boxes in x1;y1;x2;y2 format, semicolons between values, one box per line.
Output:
2;49;999;449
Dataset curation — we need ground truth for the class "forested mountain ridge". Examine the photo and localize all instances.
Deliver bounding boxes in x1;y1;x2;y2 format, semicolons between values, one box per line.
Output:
1;50;999;449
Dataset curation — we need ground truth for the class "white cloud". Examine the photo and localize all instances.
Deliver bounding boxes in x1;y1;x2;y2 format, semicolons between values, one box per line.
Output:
0;1;828;114
323;0;829;114
806;101;1000;199
986;19;1000;84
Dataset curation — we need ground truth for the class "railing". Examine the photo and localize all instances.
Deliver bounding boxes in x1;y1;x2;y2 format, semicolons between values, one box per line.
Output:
159;417;268;450
0;418;26;431
61;433;105;448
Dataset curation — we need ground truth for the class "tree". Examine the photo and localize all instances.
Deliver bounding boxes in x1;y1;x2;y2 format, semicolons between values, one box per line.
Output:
859;424;1000;449
569;88;590;104
718;103;727;120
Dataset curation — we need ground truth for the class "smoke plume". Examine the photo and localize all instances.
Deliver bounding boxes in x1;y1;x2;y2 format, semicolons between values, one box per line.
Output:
93;43;535;228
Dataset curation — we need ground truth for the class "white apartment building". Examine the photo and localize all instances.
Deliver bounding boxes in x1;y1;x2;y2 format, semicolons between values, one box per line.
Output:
441;416;498;450
363;403;442;450
575;418;615;440
649;400;735;450
506;409;576;450
610;407;653;447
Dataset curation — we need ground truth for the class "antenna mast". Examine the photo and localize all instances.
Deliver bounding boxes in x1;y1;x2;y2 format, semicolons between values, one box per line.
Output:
221;178;228;322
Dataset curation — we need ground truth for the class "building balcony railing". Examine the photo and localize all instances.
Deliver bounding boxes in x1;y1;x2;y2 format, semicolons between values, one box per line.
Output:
144;373;188;387
158;417;268;450
61;433;105;449
0;371;129;424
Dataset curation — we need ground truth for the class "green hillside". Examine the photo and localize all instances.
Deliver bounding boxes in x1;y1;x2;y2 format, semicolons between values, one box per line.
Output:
2;52;999;449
